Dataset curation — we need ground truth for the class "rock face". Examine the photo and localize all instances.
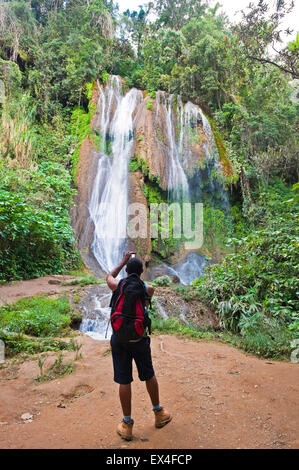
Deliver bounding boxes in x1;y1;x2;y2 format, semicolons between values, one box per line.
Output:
127;170;152;262
71;83;107;276
132;95;170;189
72;75;233;281
154;286;219;330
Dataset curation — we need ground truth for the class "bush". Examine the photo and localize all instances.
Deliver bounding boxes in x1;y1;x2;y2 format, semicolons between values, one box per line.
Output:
228;313;295;359
0;295;81;357
192;182;299;358
0;296;73;337
0;331;75;358
0;190;80;281
152;275;172;287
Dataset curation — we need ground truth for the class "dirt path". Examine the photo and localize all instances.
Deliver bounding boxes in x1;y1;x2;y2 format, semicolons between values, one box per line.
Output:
0;275;84;307
0;333;298;449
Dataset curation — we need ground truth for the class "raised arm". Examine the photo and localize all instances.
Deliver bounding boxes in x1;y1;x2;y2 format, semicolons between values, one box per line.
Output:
106;251;135;291
147;285;155;298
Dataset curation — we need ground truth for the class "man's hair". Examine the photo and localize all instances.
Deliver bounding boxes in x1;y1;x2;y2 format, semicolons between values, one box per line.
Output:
126;257;143;276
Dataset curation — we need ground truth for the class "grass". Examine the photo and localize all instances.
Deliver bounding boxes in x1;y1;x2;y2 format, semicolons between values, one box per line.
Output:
151;315;216;341
0;331;78;358
152;275;172;287
151;311;292;360
0;295;82;357
61;276;105;287
0;296;72;337
150;288;294;360
146;100;153;111
35;352;74;382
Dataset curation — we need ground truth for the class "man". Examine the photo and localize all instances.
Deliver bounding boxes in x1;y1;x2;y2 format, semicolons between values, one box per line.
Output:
106;251;172;441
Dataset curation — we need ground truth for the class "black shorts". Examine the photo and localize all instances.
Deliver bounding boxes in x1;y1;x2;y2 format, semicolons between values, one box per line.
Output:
110;334;155;385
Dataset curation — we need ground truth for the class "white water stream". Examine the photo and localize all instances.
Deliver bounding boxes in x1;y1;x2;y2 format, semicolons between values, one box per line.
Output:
88;76;227;282
89;76;143;273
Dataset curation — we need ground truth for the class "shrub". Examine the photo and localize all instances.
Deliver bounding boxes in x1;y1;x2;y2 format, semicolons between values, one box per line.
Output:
0;191;80;281
192;182;299;358
0;296;73;337
152;275;171;287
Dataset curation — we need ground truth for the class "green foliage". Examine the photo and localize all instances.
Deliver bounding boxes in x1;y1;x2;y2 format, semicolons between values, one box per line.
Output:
216;68;297;157
129;156;141;172
0;331;74;358
152;275;171;287
0;295;81;357
142;180;181;259
61;275;102;286
203;205;233;252
70;103;95;177
192;181;299;358
0;296;73;337
288;32;299;51
0;58;22;96
0;191;79;281
228;316;295;359
146;100;153;111
35;352;74;382
101;71;109;84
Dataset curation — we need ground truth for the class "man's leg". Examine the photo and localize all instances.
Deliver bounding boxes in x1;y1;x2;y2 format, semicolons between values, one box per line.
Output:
110;335;134;440
119;383;132;417
117;383;134;440
146;375;159;407
146;374;172;428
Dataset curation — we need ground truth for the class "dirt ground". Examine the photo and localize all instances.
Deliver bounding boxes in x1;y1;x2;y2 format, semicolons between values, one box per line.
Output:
0;276;298;449
0;333;298;449
0;275;84;307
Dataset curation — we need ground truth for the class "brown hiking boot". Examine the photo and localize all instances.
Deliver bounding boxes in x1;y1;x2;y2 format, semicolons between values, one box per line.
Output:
154;408;172;428
117;420;134;441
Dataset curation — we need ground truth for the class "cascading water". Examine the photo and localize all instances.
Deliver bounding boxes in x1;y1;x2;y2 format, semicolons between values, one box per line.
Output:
153;92;229;281
78;78;231;340
89;76;143;273
87;78;228;284
79;291;112;340
155;92;189;200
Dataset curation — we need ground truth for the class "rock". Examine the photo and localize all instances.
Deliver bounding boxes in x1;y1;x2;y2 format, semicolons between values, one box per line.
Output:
21;413;33;422
48;279;61;285
0;422;8;426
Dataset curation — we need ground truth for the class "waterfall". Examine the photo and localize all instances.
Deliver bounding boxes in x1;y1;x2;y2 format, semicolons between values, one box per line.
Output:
89;77;143;273
86;77;228;282
155;92;189;200
79;292;112;340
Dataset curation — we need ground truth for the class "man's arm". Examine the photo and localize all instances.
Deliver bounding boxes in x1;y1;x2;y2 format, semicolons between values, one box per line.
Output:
106;251;135;291
147;285;155;298
144;283;154;307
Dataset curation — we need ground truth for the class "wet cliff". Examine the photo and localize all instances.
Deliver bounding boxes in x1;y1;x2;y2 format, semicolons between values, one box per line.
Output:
71;76;233;282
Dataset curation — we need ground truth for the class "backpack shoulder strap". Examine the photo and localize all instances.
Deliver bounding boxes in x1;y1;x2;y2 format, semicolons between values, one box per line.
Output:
109;278;127;311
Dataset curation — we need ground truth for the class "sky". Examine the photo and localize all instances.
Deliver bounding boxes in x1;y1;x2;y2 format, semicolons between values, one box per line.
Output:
115;0;299;43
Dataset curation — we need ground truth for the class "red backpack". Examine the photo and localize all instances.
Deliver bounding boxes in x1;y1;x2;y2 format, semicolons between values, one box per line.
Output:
109;273;151;343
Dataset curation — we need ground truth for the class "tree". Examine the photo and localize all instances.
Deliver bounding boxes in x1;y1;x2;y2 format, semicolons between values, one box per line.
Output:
154;0;207;30
233;0;299;79
121;6;152;58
